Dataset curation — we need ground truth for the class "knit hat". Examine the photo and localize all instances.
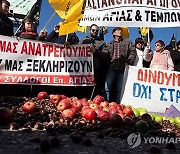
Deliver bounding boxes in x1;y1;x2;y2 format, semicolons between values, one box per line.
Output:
155;40;165;47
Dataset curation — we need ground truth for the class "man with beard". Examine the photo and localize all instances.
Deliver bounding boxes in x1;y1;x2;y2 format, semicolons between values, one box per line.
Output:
0;0;13;36
79;24;109;98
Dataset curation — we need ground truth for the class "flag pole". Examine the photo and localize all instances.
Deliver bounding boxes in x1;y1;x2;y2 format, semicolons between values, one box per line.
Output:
147;28;150;43
43;11;56;30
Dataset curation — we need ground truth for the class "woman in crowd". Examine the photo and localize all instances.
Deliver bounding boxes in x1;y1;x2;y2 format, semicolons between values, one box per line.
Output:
143;40;174;70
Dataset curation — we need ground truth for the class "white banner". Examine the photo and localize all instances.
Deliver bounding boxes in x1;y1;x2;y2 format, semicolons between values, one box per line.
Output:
121;66;180;113
80;0;180;27
8;0;37;15
0;36;94;86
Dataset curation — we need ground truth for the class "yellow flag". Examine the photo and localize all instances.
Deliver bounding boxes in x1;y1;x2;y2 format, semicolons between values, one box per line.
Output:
48;0;86;35
121;27;129;38
139;27;149;37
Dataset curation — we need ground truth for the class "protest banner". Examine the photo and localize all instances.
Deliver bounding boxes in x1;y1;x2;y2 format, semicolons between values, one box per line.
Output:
80;0;180;27
0;35;94;86
121;66;180;113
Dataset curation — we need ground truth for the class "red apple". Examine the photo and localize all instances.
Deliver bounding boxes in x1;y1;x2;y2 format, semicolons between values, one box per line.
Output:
0;107;11;123
81;106;90;117
81;100;89;106
80;98;88;102
57;99;71;112
71;100;83;111
116;104;122;111
93;95;104;105
123;107;133;116
109;114;123;127
83;109;97;121
96;110;109;121
71;96;79;102
108;107;119;116
50;94;62;105
102;106;109;112
37;91;49;100
120;104;126;110
61;109;75;119
71;107;78;114
23;101;36;113
61;95;67;99
109;102;117;107
89;103;99;110
100;101;109;108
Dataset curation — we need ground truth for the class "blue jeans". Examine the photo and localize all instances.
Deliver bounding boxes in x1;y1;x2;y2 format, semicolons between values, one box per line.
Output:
104;64;124;103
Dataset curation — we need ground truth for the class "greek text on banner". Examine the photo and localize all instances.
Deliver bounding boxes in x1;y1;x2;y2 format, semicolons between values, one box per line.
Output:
0;35;94;86
80;0;180;27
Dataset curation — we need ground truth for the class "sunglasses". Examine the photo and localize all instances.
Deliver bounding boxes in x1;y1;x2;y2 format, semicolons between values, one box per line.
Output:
91;29;98;32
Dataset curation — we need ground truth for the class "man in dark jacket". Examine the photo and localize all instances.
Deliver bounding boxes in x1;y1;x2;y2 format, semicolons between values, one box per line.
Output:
45;23;79;45
79;24;109;98
170;40;180;72
0;0;13;36
104;27;136;103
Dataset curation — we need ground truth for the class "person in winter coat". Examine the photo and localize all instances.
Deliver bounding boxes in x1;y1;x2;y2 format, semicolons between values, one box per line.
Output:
144;40;174;71
170;40;180;72
0;0;13;36
104;27;136;103
45;23;79;45
15;17;38;40
79;24;109;97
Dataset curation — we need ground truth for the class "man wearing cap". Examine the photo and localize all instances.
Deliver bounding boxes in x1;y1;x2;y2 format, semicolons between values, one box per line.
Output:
143;40;174;70
104;27;136;103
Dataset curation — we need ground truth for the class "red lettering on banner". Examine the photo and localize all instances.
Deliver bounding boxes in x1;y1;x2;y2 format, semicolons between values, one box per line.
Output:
137;68;180;87
0;41;18;53
36;43;41;56
21;41;28;54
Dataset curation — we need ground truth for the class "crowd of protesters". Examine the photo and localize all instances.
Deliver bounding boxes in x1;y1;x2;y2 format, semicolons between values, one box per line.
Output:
1;0;180;103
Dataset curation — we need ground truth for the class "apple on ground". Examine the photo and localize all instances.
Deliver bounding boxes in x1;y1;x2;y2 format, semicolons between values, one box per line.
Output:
100;101;109;108
119;104;126;110
37;91;49;100
93;95;105;105
61;95;67;99
71;100;83;111
135;120;149;132
89;103;99;110
61;109;75;119
109;102;117;107
50;94;62;105
133;109;140;117
0;107;12;123
154;115;163;123
123;107;133;116
116;104;122;111
57;99;71;112
174;117;180;124
150;114;155;121
81;106;90;117
102;107;109;112
108;107;119;116
137;108;148;116
109;114;123;127
97;110;110;121
23;101;36;113
83;109;97;121
167;117;175;124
